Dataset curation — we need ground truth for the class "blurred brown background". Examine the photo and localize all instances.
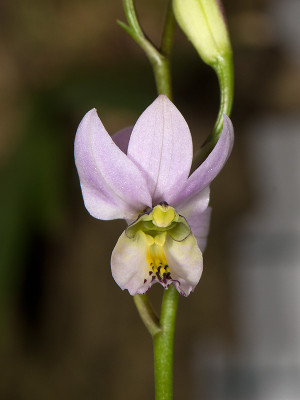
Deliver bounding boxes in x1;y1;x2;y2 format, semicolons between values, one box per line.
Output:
1;0;300;399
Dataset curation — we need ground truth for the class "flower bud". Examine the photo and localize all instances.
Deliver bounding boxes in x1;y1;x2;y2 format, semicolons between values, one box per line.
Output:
173;0;232;66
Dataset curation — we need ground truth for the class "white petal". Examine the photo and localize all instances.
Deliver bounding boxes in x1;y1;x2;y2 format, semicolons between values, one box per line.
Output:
111;231;154;295
127;95;193;204
164;233;203;296
74;109;152;221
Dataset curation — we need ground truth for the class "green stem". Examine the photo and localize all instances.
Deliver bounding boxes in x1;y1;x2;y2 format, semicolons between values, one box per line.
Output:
152;57;172;98
119;0;173;98
154;0;175;97
211;57;234;141
160;0;176;58
192;53;234;168
133;294;161;336
121;1;178;398
153;285;179;400
151;4;178;398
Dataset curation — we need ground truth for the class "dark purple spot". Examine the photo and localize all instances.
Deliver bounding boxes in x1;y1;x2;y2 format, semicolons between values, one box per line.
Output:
156;272;162;282
159;201;168;207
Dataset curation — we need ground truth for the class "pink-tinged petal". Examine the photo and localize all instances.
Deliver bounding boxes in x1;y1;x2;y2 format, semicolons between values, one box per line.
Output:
74;109;152;221
176;186;211;251
176;186;210;219
170;115;234;205
164;233;203;296
111;231;154;295
127;95;193;204
112;126;133;154
185;207;211;252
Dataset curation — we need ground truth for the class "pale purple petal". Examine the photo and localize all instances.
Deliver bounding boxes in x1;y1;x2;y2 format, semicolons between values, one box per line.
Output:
185;207;211;252
164;233;203;296
176;186;210;220
74;109;152;221
175;186;210;251
111;231;154;295
112;126;133;154
170;115;234;206
127;95;193;204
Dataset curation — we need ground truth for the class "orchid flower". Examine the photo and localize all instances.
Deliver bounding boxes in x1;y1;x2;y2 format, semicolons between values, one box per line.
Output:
74;95;234;296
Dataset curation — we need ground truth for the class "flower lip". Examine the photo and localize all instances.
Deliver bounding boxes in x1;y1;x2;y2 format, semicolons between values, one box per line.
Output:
111;225;202;296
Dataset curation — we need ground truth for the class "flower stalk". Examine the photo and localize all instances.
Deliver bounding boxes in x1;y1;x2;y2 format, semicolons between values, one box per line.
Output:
133;294;161;336
192;55;234;167
119;0;173;97
120;1;179;398
154;286;179;400
74;1;234;399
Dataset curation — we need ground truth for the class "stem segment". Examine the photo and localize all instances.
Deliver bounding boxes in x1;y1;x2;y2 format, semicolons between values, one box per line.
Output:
133;294;161;336
119;0;173;98
192;53;234;168
121;1;178;398
153;286;179;400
